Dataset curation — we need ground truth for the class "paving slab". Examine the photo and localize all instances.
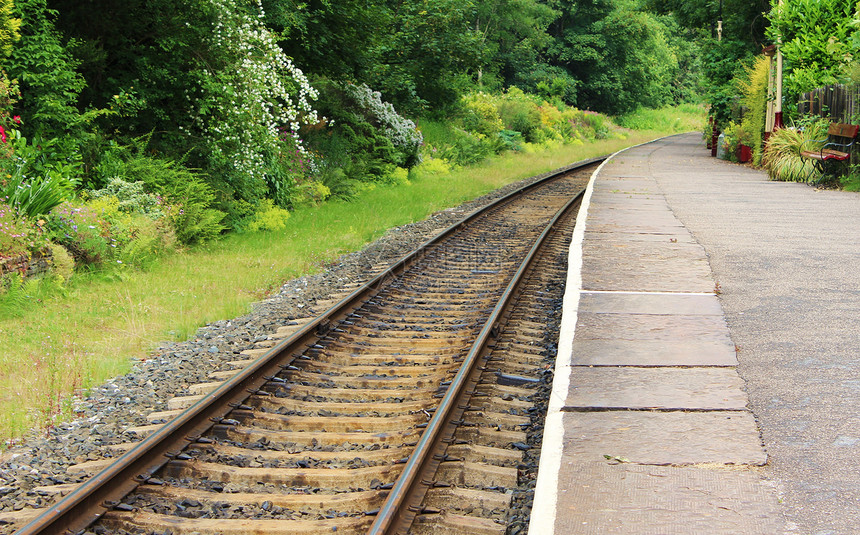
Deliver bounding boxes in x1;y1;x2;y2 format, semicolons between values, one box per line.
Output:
570;339;739;367
566;367;749;410
575;312;733;342
579;292;722;315
561;411;767;466
554;463;782;535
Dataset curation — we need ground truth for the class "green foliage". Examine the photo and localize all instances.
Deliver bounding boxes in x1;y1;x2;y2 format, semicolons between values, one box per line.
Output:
0;201;42;257
6;0;108;161
498;89;543;143
735;56;770;165
245;198;290;232
47;242;73;281
767;0;858;97
45;195;176;269
720;121;752;162
308;80;422;184
546;0;679;114
840;163;860;191
762;117;828;182
616;103;707;132
88;177;165;218
0;0;20;58
472;0;558;92
93;142;226;245
44;201;112;265
460;92;504;137
0;134;76;218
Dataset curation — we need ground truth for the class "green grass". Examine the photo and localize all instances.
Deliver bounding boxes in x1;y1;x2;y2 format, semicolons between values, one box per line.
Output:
0;108;703;444
615;103;707;132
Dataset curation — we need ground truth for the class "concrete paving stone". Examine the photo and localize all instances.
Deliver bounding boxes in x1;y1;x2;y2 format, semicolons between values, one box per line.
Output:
587;210;686;229
583;230;697;244
593;179;662;194
575;312;733;343
553;462;785;535
579;292;722;315
561;411;767;465
582;255;714;293
589;197;671;210
565;367;749;410
570;339;738;367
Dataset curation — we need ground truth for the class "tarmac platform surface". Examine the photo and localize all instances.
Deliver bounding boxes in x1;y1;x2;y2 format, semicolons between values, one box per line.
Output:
531;133;860;534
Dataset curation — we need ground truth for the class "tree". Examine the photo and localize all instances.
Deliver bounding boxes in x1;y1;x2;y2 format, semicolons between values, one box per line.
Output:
767;0;858;96
545;0;678;114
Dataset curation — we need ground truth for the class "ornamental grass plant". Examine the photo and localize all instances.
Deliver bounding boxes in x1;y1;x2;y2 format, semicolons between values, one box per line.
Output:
762;118;828;182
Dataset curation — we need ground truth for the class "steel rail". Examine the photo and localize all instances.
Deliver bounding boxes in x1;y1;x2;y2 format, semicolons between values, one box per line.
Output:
367;184;586;535
14;157;602;535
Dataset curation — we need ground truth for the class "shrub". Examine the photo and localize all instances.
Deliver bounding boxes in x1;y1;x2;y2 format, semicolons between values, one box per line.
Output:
415;157;452;176
246;199;290;232
721;121;753;162
460;92;504;137
735;56;770;165
86;195;176;267
187;0;321;203
47;242;73;281
94;145;226;244
310;80;423;184
44;202;112;265
498;97;541;143
342;83;423;168
0;133;77;218
0;202;42;257
87;177;165;218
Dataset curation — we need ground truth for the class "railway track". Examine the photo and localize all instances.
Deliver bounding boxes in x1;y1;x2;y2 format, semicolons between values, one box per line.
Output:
14;159;598;535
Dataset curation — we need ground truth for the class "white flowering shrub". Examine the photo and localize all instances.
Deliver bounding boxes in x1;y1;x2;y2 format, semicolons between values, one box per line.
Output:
188;0;320;201
343;83;423;168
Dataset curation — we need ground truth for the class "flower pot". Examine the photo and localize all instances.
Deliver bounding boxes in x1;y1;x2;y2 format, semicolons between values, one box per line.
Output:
736;144;752;163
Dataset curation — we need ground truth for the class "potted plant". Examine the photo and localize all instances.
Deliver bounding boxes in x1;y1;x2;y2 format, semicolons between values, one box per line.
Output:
722;122;753;163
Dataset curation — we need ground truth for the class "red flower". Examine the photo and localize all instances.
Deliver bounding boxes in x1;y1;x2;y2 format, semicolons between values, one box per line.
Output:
0;126;7;143
12;116;20;124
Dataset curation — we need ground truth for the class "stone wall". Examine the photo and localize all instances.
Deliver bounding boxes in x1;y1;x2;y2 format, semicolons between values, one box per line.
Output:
0;250;52;282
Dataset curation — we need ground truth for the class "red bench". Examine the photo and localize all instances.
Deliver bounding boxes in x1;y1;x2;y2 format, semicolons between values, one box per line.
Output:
801;122;858;185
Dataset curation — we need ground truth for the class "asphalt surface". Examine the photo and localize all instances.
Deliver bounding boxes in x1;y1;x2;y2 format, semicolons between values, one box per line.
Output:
648;133;860;534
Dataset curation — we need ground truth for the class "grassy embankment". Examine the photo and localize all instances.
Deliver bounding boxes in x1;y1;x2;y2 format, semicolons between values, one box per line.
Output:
0;105;705;444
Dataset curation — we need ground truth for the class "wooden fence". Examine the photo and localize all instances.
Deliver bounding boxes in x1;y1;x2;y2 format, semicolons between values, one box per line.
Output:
798;84;860;123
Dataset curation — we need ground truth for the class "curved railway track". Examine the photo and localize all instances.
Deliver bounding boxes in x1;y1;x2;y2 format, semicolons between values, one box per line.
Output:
14;158;599;535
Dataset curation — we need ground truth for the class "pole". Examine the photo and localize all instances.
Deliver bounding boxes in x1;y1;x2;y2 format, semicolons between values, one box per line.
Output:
717;0;723;41
774;0;784;128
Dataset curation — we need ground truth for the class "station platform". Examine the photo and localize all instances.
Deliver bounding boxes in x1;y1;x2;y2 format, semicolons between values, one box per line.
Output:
530;133;830;534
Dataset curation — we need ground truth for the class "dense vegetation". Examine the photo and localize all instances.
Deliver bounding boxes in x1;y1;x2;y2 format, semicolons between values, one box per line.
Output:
0;0;859;436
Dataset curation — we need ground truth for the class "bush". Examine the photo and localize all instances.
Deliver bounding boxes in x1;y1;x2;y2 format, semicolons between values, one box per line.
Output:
47;242;73;281
88;177;165;218
44;202;112;265
0;133;77;218
309;80;423;185
94;144;226;244
735;56;770;165
86;195;176;268
245;199;290;232
498;96;542;143
460;92;504;137
721;121;753;162
0;202;43;257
